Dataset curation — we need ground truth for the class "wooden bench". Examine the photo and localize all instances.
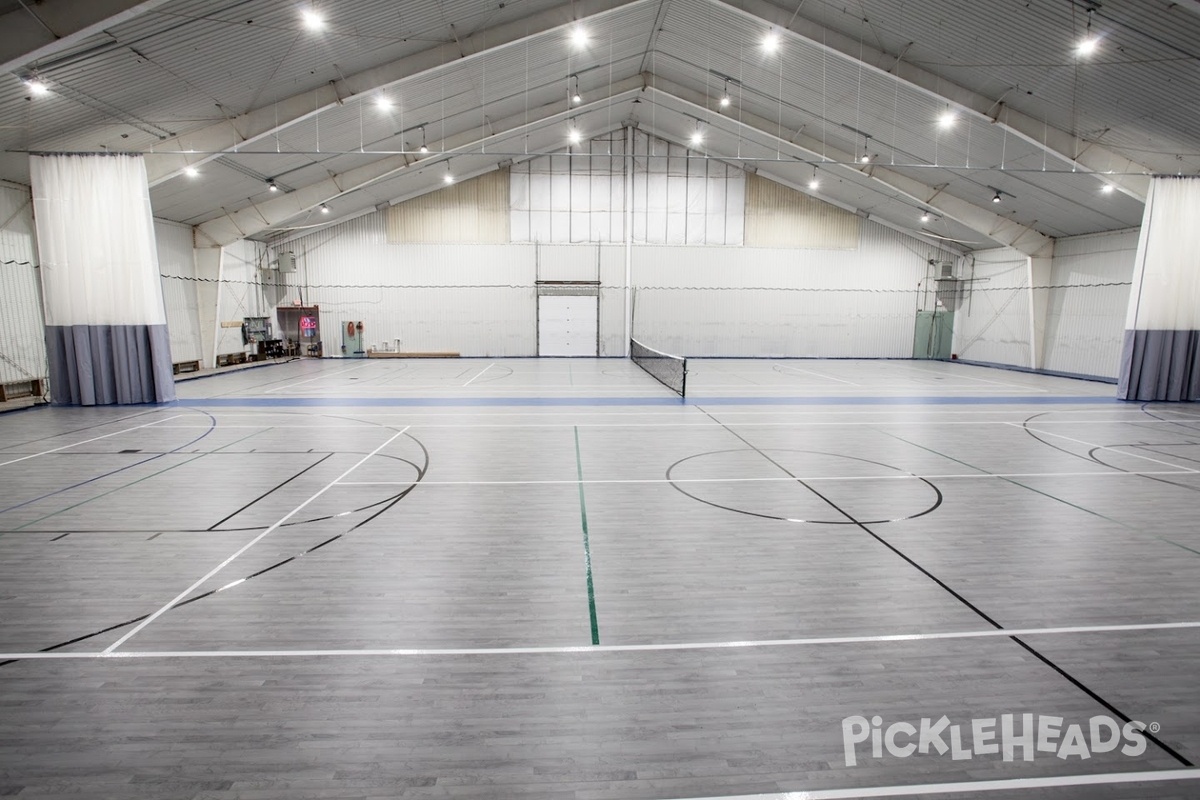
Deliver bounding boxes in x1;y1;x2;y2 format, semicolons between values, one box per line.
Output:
0;378;46;402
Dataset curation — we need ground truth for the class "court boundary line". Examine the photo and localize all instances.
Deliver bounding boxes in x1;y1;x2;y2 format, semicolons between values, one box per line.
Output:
680;768;1200;799
1011;422;1200;473
339;468;1198;486
101;426;409;654
1;620;1195;661
173;395;1120;408
262;361;374;393
0;414;184;467
462;362;496;386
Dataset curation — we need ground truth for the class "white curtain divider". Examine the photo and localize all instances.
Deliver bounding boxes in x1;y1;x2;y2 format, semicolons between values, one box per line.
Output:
31;154;175;405
1118;176;1200;401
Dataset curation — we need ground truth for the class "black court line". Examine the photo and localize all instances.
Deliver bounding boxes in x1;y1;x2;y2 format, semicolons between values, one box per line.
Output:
696;405;1194;768
0;429;430;667
0;410;218;520
206;454;334;530
0;407;163;452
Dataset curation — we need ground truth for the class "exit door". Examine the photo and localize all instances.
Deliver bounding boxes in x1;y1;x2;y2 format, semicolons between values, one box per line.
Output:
913;310;954;359
538;296;598;356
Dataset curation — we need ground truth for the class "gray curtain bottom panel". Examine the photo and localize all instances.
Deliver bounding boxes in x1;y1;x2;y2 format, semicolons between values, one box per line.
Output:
1117;329;1200;402
45;324;176;405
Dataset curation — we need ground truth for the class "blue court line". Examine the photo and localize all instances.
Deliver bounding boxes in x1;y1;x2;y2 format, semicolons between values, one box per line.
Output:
174;395;1123;408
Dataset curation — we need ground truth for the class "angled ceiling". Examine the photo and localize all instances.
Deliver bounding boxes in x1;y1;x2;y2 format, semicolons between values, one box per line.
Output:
3;0;1196;253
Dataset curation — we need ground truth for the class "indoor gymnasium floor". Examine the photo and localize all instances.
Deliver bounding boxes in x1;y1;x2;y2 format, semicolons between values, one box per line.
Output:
1;357;1199;799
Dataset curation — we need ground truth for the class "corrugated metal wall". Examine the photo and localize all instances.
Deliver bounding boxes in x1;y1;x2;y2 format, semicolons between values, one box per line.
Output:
216;238;268;356
387;170;508;244
744;173;861;249
597;245;626;357
953;247;1032;367
282;197;976;360
289;213;537;356
629;224;926;357
1043;229;1137;378
155;219;202;364
0;183;48;387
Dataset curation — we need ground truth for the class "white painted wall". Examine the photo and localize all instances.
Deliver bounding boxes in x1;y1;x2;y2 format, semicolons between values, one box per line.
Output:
215;238;268;357
629;225;927;357
953;247;1032;367
1044;229;1136;379
0;183;46;384
286;214;537;357
281;210;948;358
155;219;202;364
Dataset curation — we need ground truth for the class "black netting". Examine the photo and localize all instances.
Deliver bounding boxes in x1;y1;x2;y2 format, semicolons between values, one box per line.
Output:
631;339;687;396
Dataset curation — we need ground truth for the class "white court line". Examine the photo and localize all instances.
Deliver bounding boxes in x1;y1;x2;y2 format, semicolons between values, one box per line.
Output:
1013;423;1200;473
261;385;1046;395
263;361;375;393
6;620;1200;661
101;426;409;654
339;469;1197;487
146;419;1200;429
0;415;185;468
461;362;496;386
680;769;1200;799
774;364;861;386
882;362;1046;391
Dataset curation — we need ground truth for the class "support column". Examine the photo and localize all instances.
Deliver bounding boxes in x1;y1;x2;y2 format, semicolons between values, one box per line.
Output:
1118;177;1200;401
194;245;223;369
624;124;634;357
32;154;175;405
1027;254;1053;370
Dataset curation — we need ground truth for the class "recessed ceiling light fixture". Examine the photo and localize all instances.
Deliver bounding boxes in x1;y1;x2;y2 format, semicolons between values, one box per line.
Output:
1077;9;1098;56
24;75;49;96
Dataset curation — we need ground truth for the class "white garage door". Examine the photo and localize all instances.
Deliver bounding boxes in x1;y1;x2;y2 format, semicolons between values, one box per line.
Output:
537;295;598;356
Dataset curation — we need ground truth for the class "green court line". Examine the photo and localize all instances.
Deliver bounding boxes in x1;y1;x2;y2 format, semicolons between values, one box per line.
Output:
574;426;600;645
15;429;268;531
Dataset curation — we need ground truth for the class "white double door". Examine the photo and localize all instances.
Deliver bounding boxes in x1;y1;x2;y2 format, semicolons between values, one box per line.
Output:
537;295;598;356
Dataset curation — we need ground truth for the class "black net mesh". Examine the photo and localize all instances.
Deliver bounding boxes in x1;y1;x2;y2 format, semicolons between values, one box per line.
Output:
630;339;687;396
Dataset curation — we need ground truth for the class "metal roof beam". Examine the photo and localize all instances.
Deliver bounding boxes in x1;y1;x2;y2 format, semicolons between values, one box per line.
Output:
146;0;648;187
194;78;647;247
645;77;1054;257
717;0;1151;201
0;0;172;74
